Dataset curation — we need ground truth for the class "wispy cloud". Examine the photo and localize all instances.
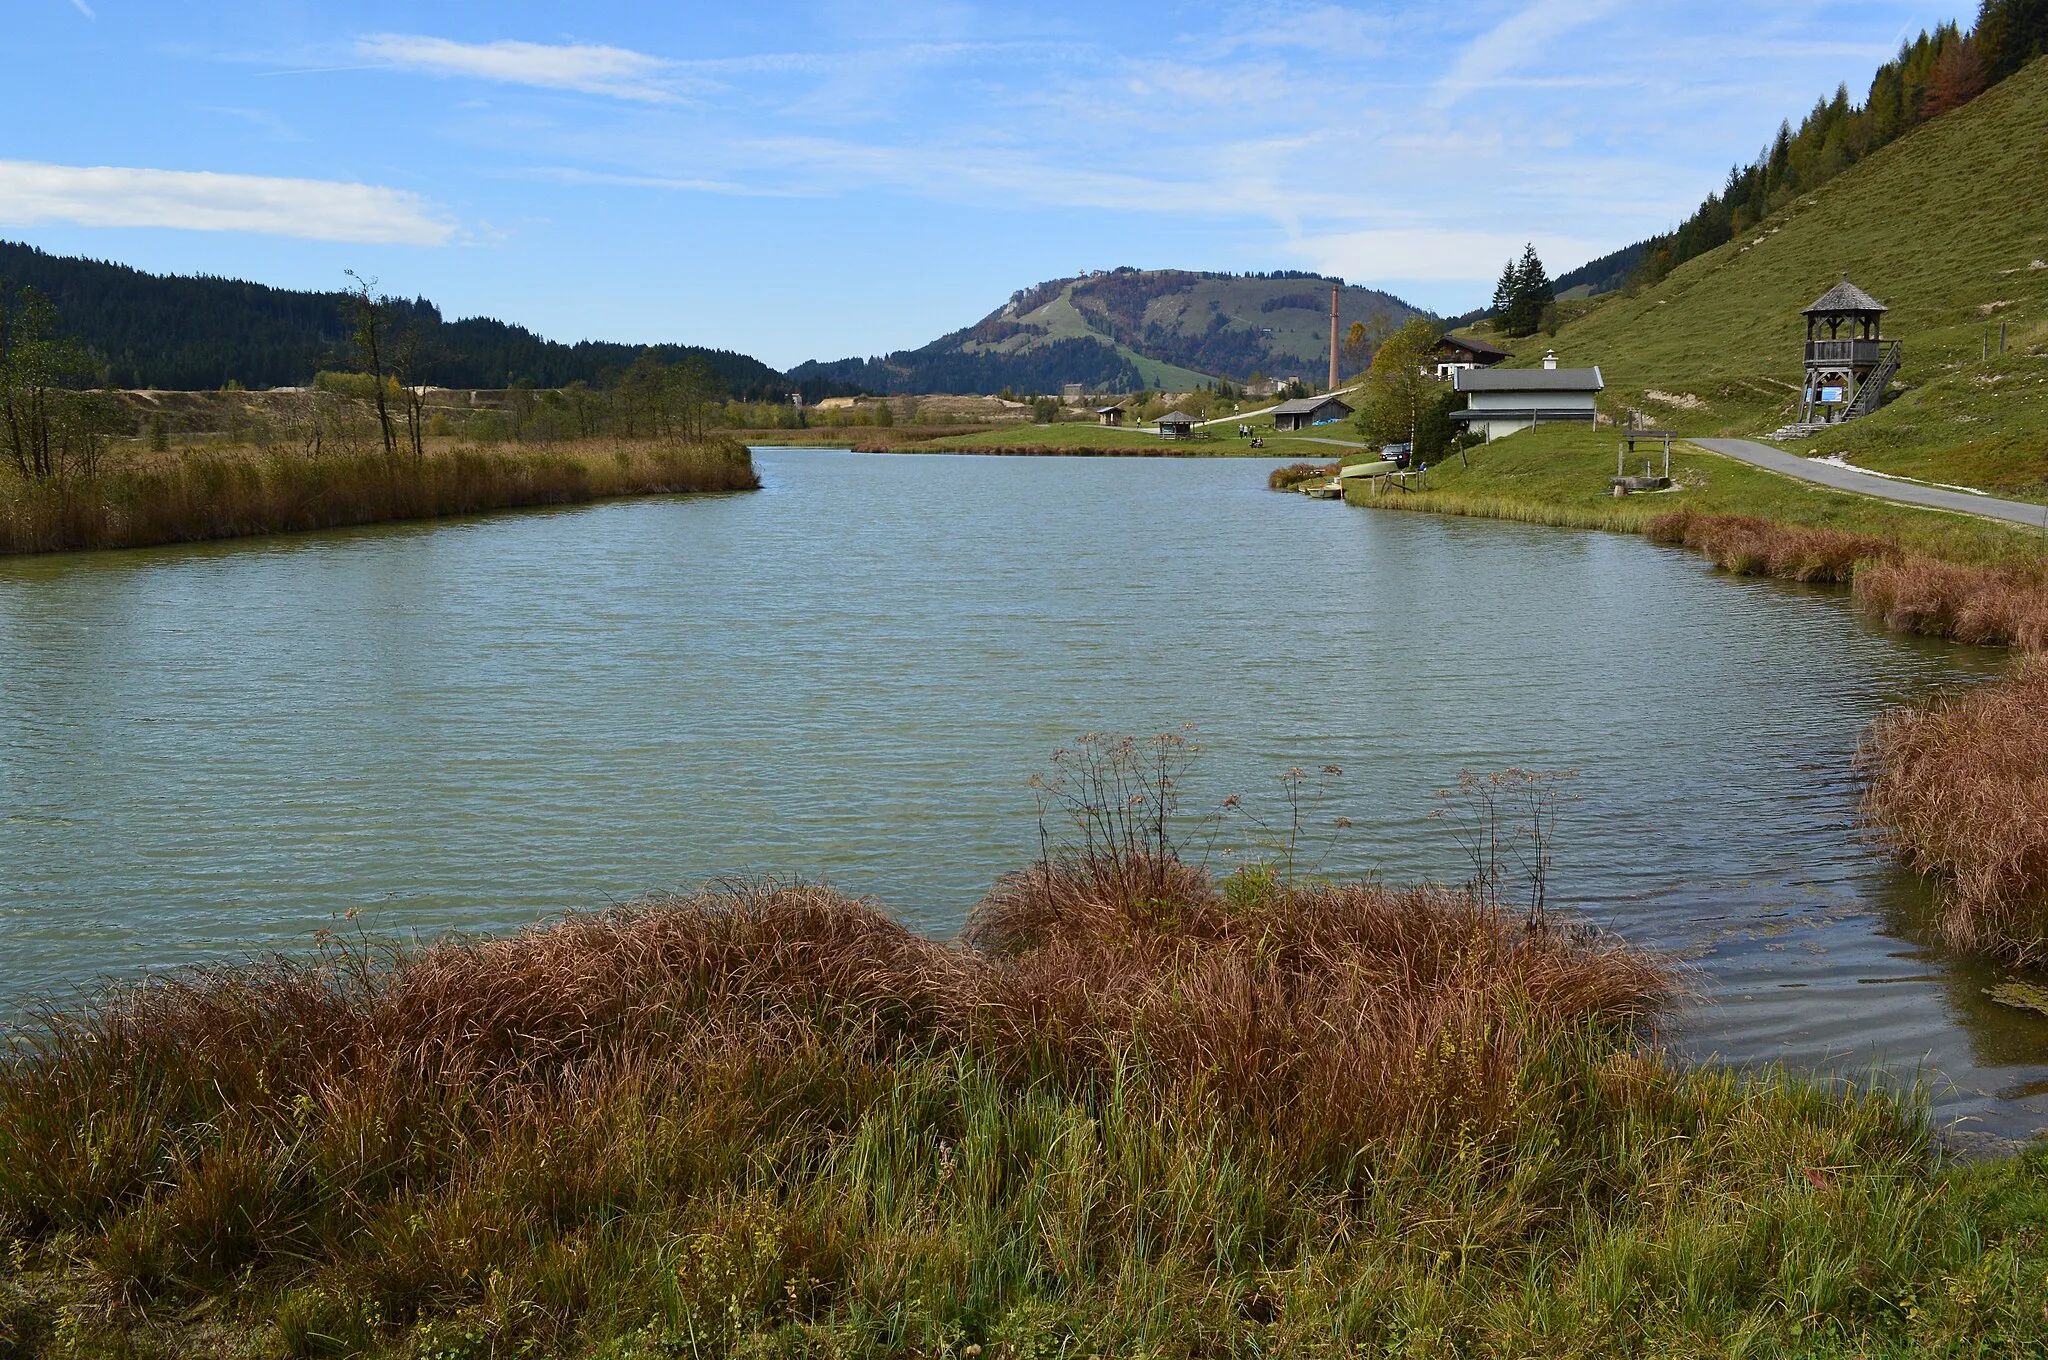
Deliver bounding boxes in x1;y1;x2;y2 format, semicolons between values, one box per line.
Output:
1295;227;1606;284
68;0;95;19
0;161;459;244
356;34;684;103
1209;3;1386;54
1431;0;1619;108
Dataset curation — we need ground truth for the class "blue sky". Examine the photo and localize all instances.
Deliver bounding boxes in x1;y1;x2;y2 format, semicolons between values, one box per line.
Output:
3;1;1970;369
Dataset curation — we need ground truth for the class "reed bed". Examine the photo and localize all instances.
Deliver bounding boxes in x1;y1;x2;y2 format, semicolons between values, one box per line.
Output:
1863;659;2048;961
1854;554;2048;651
0;439;759;555
1647;508;2048;651
1267;461;1337;490
3;855;2041;1356
1645;507;1899;583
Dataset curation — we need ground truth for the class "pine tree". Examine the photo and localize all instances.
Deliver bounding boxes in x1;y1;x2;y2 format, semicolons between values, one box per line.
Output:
1491;246;1555;339
1491;259;1519;328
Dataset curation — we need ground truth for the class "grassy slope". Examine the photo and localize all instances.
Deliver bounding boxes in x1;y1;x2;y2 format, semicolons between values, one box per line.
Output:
1480;57;2048;497
1352;426;2048;565
977;286;1216;391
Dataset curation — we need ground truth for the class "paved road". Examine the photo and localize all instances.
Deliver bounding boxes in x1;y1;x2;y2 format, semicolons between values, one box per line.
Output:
1693;437;2048;530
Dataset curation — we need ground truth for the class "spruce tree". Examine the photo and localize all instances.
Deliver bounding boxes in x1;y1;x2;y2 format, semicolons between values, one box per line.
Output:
1491;258;1519;329
1511;244;1554;338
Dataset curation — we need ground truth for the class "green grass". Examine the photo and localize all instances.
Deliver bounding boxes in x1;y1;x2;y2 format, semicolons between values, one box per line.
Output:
4;851;2046;1360
1351;425;2048;567
1470;56;2048;498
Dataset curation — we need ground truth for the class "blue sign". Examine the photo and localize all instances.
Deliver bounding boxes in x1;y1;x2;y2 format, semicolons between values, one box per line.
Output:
1820;386;1846;404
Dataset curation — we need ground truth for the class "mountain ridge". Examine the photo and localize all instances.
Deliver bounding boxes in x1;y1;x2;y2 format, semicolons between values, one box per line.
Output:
790;268;1429;395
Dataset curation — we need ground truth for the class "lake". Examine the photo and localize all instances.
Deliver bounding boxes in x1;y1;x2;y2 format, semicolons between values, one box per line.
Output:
2;448;2043;1139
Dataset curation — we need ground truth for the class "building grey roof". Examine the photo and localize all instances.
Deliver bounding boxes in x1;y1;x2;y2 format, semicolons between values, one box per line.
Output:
1156;410;1196;424
1435;335;1511;360
1270;396;1353;415
1454;366;1604;393
1804;277;1887;314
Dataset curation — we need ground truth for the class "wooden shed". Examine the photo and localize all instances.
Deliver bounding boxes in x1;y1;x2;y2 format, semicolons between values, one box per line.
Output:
1156;411;1197;439
1270;395;1353;432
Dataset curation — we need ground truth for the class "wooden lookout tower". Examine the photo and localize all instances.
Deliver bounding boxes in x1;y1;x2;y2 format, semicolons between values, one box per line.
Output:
1796;276;1900;426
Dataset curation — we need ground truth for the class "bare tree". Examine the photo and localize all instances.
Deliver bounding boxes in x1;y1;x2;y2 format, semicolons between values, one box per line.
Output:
343;271;396;455
389;318;435;463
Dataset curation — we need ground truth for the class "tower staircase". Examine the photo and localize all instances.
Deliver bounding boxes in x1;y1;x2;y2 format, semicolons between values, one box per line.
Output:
1844;341;1902;419
1766;340;1901;441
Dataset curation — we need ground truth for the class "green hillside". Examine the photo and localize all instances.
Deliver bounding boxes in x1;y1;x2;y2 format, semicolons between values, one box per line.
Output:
1492;55;2048;498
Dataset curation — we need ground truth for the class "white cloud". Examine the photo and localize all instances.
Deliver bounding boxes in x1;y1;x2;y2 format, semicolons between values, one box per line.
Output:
1432;0;1620;108
69;0;95;18
0;161;459;244
357;34;681;103
1296;228;1607;284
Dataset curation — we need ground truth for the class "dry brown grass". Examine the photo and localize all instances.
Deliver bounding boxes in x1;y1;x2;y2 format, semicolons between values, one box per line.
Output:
1862;658;2048;961
0;438;758;555
6;850;2018;1357
6;867;1665;1218
966;857;1667;1150
1853;555;2048;650
1645;507;1898;583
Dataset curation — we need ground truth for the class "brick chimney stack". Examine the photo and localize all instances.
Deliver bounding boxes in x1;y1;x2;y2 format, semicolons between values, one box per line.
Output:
1328;283;1340;391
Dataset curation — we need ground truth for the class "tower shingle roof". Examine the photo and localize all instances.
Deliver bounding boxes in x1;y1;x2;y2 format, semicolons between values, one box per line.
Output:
1803;277;1888;315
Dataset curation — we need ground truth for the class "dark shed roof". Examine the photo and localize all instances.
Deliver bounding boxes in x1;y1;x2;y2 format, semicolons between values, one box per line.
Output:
1270;396;1353;416
1804;277;1888;315
1156;410;1196;425
1434;335;1511;361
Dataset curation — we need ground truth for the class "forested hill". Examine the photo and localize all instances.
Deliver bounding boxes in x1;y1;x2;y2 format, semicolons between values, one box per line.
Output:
0;242;789;396
790;269;1428;395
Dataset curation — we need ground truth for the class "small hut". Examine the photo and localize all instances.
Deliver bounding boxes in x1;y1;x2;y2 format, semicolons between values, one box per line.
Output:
1156;411;1196;439
1097;405;1126;427
1270;395;1353;432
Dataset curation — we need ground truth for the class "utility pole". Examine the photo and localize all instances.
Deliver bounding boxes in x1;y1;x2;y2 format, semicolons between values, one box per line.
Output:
1328;283;1341;392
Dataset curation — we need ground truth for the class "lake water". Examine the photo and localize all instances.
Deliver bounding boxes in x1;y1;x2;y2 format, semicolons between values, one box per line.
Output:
2;449;2044;1140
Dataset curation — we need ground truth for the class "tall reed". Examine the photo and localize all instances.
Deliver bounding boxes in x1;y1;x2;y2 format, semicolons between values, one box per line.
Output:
1854;555;2048;650
1863;659;2048;961
0;438;759;555
1645;507;1898;583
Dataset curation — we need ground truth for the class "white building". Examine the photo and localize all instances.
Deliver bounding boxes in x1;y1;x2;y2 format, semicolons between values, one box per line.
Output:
1451;351;1603;440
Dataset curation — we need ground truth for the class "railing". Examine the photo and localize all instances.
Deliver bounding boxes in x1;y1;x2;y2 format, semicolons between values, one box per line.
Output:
1846;342;1902;418
1805;338;1886;366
